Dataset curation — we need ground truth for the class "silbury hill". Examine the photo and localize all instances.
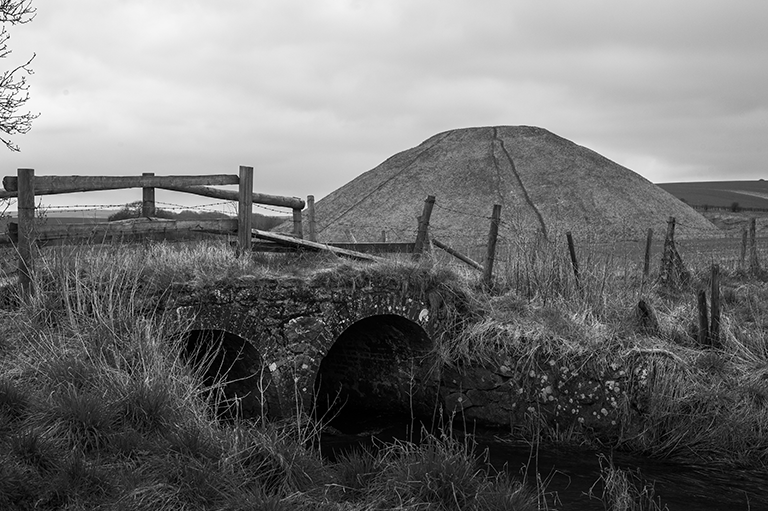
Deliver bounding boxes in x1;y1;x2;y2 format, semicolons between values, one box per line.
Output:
307;125;716;246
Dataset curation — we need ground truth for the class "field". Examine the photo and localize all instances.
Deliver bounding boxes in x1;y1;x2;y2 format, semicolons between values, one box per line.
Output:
658;180;768;211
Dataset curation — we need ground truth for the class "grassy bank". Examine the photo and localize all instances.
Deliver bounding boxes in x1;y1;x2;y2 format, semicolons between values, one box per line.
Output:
0;243;536;510
447;235;768;468
1;236;766;508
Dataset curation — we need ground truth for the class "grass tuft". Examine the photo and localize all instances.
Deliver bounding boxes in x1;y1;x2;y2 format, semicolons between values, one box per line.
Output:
588;454;668;511
44;386;117;452
0;378;30;426
119;379;179;434
6;428;60;474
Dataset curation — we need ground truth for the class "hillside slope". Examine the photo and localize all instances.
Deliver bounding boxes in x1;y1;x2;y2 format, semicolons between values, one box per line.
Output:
309;126;716;246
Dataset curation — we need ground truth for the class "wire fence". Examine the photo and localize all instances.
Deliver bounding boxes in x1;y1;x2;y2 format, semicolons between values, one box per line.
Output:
308;193;768;274
3;184;766;276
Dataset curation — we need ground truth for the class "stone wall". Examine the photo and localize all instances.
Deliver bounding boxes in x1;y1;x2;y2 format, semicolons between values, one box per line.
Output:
171;273;463;417
440;354;652;439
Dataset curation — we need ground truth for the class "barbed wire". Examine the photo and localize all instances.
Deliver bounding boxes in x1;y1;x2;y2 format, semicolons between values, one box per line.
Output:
34;203;129;212
431;201;495;221
155;200;232;211
16;200;240;214
253;203;293;215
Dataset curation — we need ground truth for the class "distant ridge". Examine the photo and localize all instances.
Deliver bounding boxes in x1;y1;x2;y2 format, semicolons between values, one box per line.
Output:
309;126;716;246
658;181;768;211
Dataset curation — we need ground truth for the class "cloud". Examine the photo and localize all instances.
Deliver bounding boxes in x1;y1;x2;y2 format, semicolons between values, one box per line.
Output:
3;0;767;211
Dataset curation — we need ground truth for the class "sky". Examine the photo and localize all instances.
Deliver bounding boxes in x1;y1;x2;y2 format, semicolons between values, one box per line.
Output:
2;0;767;213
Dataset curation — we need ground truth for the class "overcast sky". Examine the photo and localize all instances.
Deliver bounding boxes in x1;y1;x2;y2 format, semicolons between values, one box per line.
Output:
3;0;767;212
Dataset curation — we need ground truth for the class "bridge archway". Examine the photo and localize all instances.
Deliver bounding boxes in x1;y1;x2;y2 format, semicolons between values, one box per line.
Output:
313;314;439;425
184;329;277;420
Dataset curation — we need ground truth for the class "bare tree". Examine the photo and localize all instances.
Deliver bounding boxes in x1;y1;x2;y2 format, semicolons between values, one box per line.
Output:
1;0;37;152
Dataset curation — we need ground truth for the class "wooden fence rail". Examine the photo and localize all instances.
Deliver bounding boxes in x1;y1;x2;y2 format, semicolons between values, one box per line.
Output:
1;166;307;296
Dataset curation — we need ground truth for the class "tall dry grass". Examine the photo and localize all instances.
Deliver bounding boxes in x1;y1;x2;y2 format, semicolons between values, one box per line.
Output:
0;241;537;510
430;233;768;467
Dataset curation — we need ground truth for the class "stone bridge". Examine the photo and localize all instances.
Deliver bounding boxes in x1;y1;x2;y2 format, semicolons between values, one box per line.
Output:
172;269;469;421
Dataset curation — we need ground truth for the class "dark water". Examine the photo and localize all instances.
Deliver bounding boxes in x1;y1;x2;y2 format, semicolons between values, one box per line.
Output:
320;415;768;511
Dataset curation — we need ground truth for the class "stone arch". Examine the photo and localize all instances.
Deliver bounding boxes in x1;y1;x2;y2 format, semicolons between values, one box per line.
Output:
184;328;278;420
173;284;457;420
313;313;440;423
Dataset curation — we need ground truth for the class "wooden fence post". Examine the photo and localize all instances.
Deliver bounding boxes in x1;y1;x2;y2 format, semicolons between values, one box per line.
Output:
17;168;35;298
643;228;653;280
697;289;709;346
306;195;316;242
740;227;748;269
483;204;502;289
413;195;435;259
749;217;760;272
660;216;690;288
292;208;303;239
237;166;253;256
566;231;579;284
709;263;720;348
142;172;156;218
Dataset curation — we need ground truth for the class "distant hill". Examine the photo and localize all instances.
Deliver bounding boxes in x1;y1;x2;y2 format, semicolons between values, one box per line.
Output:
657;181;768;211
301;126;715;245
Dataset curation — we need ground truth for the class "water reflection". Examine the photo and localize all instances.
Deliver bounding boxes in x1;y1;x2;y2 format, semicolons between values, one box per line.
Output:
320;415;768;511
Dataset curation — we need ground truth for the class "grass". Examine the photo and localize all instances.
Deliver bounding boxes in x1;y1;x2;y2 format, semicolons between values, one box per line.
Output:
0;241;537;510
1;231;768;508
425;231;768;469
588;454;668;510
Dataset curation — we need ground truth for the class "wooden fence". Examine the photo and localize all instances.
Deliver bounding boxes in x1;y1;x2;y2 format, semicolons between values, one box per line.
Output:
3;166;760;309
0;167;306;295
252;194;505;289
1;173;506;294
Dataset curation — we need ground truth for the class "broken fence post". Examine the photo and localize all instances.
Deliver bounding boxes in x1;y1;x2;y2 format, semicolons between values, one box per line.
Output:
413;195;435;259
643;228;653;280
566;230;580;284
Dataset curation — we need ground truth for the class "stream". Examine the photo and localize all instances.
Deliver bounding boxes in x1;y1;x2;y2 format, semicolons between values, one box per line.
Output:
319;414;768;510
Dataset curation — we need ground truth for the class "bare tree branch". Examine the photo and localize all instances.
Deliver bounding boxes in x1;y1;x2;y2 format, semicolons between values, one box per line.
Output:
0;0;35;24
1;0;37;152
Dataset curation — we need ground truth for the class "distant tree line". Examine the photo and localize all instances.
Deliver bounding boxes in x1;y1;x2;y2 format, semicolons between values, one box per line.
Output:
691;203;768;213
